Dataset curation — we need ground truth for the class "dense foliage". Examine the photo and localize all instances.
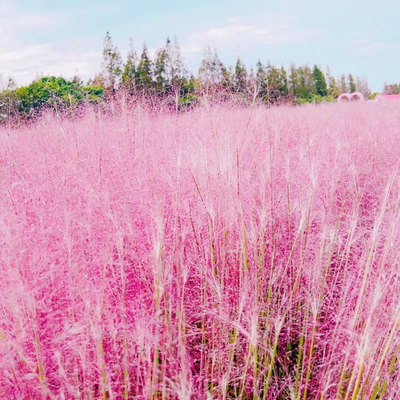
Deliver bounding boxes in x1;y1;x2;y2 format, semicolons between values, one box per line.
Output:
0;76;104;123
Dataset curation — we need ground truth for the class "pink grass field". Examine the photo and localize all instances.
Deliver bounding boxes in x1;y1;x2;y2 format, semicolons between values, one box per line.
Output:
1;101;400;399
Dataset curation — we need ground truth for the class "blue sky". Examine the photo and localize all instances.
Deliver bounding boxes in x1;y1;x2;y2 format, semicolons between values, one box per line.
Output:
0;0;399;91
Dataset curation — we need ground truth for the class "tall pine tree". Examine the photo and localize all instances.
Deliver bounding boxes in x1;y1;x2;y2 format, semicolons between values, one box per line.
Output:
121;39;138;93
232;58;248;94
199;47;230;91
102;32;122;92
348;74;356;93
256;61;268;100
312;65;327;96
136;44;154;91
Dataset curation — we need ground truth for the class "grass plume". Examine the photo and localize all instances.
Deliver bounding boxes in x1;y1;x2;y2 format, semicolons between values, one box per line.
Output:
0;100;400;398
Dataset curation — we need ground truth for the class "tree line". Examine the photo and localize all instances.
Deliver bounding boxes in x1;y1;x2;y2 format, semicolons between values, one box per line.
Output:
97;33;372;106
0;32;380;123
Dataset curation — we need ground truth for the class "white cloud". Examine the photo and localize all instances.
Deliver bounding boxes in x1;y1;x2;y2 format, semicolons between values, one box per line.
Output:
0;14;61;33
0;5;64;52
0;0;101;86
227;17;241;24
36;52;101;81
1;42;101;85
180;16;324;71
349;29;388;56
188;20;323;48
0;44;52;65
350;38;387;56
0;2;100;85
0;0;15;14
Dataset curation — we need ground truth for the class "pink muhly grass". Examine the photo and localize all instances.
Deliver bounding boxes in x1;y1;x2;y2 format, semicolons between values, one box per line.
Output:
0;100;400;399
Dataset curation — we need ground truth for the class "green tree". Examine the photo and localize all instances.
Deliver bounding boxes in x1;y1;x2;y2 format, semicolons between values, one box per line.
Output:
232;58;248;94
326;67;339;98
338;74;347;93
198;47;230;91
264;62;289;104
102;32;123;92
136;44;154;91
167;37;187;88
295;65;313;100
289;63;299;98
121;40;138;93
256;60;268;100
312;65;327;96
154;37;188;95
154;40;169;93
166;38;194;106
279;66;289;98
348;74;356;93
